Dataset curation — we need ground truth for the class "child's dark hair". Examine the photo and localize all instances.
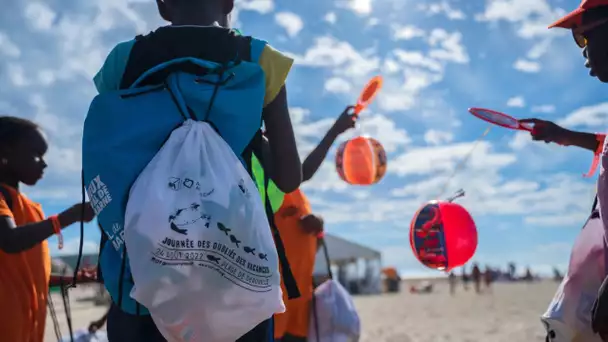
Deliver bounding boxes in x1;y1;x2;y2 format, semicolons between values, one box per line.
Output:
0;116;39;147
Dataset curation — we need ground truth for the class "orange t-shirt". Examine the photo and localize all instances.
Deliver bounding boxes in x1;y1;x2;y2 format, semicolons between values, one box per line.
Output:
273;189;318;338
0;185;50;342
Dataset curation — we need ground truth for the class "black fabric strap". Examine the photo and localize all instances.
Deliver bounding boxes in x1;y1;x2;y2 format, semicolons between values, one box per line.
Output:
591;196;600;219
263;176;300;299
253;144;300;300
122;26;252;89
321;237;333;279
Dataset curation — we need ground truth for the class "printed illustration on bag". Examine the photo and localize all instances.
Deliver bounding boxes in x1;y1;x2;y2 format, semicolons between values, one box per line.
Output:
238;178;250;198
151;178;273;292
169;203;212;235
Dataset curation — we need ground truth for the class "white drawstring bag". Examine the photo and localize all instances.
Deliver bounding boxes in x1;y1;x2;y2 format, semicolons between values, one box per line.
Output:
541;203;605;342
309;279;361;342
60;330;108;342
125;120;284;342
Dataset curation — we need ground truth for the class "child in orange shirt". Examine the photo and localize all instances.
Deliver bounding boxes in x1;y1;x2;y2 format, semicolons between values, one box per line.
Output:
0;116;94;342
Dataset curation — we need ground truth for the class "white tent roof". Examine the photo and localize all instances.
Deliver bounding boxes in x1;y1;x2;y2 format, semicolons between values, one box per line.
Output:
314;233;381;273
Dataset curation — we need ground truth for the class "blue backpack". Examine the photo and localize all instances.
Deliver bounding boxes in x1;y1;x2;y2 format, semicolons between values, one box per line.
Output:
82;28;299;315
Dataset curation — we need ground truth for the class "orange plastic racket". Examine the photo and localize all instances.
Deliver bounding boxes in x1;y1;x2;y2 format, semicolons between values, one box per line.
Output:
354;76;383;115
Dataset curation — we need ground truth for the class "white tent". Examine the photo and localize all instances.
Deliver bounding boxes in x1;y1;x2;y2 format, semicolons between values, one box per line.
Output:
313;234;382;295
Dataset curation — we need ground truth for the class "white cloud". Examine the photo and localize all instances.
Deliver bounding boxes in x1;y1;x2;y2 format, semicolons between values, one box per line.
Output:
392;25;425;40
509;131;531;150
7;64;28;87
290;107;310;125
345;114;411;153
475;0;567;38
418;2;466;20
424;129;454;145
324;77;352;94
235;0;274;13
507;96;526;107
0;32;21;58
324;12;337;24
532;104;556;113
294;36;380;76
392;50;443;72
340;0;373;15
558;102;608;129
24;3;57;31
427;29;469;64
275;12;304;38
513;58;541;73
389;140;593;224
389;141;516;177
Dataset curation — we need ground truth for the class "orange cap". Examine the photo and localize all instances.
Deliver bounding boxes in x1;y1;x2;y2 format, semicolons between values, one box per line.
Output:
549;0;608;29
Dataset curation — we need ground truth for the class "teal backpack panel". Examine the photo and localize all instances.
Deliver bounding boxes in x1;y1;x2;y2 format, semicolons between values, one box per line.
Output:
83;37;268;315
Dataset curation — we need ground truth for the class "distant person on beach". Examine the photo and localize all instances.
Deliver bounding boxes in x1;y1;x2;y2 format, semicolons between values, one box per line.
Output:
274;107;355;342
484;266;493;293
0;116;95;342
448;271;456;295
461;266;470;290
472;263;481;294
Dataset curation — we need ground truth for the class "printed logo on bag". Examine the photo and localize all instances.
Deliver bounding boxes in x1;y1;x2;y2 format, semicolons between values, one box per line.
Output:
107;222;125;252
169;203;212;236
168;177;205;192
153;212;272;292
168;176;215;196
87;175;112;214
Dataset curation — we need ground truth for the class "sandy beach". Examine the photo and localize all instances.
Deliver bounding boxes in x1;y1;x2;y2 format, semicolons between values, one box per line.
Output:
45;280;559;342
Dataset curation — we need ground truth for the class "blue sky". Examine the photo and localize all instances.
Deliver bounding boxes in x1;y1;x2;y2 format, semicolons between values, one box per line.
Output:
0;0;605;277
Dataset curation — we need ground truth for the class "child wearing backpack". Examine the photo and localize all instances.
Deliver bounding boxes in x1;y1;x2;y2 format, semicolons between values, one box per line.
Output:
86;0;301;341
0;116;95;342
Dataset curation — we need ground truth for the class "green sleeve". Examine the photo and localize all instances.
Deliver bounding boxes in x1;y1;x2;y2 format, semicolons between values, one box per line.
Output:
251;154;284;213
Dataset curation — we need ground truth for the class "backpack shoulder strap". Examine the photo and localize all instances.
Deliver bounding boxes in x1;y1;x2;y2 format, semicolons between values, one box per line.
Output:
0;185;13;211
249;38;267;64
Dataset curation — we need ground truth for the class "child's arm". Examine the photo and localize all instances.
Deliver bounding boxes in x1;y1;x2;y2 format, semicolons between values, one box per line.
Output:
302;106;356;182
519;118;603;152
262;87;301;193
0;203;95;254
259;45;302;193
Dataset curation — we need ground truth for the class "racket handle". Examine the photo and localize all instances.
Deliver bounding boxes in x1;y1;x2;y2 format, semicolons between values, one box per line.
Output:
354;104;364;115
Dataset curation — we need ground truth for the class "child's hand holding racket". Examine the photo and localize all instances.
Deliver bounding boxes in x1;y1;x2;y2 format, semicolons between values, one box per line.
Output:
330;106;357;135
518;118;571;145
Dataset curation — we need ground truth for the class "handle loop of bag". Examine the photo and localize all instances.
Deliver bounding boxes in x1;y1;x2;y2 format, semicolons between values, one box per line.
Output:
591;196;599;219
311;237;333;342
321;237;333;279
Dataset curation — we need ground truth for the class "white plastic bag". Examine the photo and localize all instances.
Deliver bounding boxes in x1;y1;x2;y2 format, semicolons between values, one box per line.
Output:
309;280;361;342
541;212;605;342
60;329;108;342
125;120;284;342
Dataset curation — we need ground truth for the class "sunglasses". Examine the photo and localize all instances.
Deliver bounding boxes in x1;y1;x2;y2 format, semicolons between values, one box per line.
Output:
573;18;608;48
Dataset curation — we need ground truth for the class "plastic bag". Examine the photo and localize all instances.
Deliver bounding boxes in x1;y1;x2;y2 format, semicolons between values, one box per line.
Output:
309;279;361;342
60;329;108;342
541;210;605;342
125;120;284;342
